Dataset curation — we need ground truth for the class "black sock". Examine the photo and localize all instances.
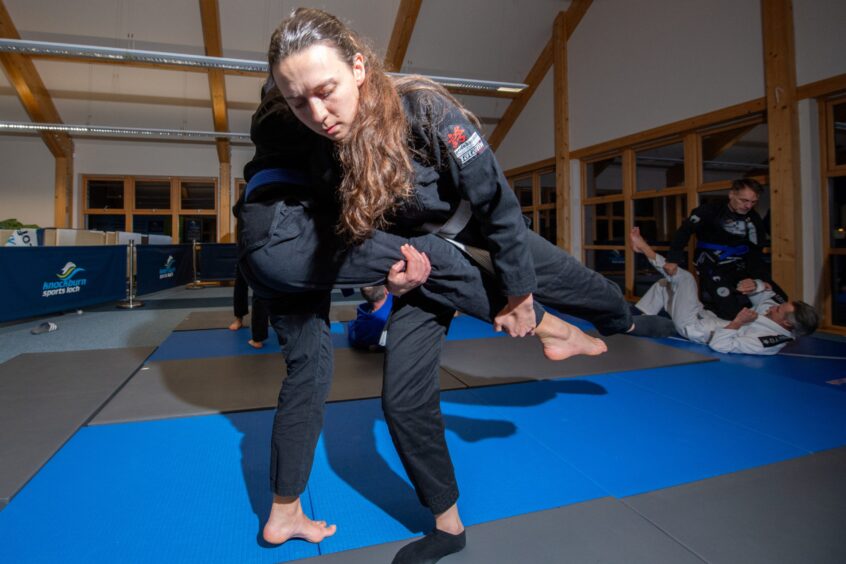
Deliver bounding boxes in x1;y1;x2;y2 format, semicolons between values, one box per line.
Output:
628;314;678;338
392;529;466;564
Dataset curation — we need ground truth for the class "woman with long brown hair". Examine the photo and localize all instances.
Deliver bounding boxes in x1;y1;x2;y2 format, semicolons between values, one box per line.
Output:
264;8;635;563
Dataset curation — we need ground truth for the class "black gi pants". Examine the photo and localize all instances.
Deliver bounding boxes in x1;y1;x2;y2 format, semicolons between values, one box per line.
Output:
233;265;270;342
518;230;632;336
265;293;334;497
240;197;630;513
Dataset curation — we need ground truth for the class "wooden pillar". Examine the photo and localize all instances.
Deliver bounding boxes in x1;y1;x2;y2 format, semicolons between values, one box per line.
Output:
761;0;802;298
218;156;232;242
683;132;701;267
54;156;73;228
553;11;570;251
622;149;635;298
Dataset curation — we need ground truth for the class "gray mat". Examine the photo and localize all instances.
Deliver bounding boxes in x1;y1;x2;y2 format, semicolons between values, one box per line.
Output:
0;347;153;509
298;497;702;563
441;333;715;386
90;349;466;425
625;447;846;564
174;304;359;330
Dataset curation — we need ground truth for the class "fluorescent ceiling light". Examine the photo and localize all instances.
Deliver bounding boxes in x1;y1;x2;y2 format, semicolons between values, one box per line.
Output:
0;38;527;94
0;120;250;141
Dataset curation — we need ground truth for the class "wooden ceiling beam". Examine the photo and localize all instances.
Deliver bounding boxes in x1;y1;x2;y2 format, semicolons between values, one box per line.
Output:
384;0;422;72
199;0;230;159
0;0;72;158
488;0;592;151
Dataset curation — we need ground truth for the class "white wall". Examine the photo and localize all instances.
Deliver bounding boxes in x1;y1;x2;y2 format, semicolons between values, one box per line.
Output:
568;0;764;151
794;0;846;87
0;136;55;227
495;72;555;171
798;98;823;306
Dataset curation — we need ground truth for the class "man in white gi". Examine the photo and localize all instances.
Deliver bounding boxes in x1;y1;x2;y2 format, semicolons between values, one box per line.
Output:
630;227;819;355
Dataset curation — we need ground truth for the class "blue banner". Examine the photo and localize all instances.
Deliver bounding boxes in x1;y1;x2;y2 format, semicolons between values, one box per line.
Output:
0;246;127;322
197;243;238;281
136;244;194;295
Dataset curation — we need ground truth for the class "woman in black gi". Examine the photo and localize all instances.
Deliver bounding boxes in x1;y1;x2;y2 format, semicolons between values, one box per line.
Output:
238;83;605;561
258;8;634;563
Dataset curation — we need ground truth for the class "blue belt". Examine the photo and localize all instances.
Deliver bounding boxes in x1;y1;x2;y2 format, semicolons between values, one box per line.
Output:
244;168;308;201
696;241;749;259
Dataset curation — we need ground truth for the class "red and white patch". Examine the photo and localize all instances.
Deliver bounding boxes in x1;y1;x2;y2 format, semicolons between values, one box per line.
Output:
447;126;467;149
446;125;486;167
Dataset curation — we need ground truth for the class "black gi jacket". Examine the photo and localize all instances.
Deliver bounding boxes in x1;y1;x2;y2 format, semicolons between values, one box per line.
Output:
667;201;769;279
388;89;538;297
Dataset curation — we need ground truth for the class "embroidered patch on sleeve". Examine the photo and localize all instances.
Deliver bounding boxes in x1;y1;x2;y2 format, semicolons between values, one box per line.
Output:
758;334;793;348
445;125;487;167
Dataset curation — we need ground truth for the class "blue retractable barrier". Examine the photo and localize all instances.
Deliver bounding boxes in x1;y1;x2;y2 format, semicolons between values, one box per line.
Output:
197;243;238;281
0;246;126;322
136;244;194;295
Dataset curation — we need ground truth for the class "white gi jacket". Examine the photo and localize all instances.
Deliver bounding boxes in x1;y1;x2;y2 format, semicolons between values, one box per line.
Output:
706;289;794;355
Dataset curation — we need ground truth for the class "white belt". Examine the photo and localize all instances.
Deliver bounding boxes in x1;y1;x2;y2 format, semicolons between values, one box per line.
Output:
420;200;494;274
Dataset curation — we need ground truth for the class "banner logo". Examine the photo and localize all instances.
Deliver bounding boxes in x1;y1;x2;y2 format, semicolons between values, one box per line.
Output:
42;262;88;297
159;255;176;279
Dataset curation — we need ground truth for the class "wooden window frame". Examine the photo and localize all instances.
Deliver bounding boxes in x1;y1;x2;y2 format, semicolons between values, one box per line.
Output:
819;94;846;333
578;112;770;300
504;161;558;245
81;174;220;243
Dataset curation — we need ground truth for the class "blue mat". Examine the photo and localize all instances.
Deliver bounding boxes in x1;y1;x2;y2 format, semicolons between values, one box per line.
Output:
0;412;318;563
780;334;846;357
4;345;846;561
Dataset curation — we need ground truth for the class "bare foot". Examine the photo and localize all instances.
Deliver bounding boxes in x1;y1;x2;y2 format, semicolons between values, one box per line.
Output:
228;317;243;331
263;495;337;545
629;227;655;259
248;339;264;349
534;314;607;360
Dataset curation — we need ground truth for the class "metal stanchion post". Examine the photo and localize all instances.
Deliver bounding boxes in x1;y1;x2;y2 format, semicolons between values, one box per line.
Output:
187;240;202;289
117;240;144;309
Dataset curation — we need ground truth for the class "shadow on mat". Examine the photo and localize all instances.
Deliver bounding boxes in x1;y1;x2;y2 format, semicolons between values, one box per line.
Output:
219;378;607;544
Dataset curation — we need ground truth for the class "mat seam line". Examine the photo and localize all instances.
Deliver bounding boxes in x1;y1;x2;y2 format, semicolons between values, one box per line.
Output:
616;497;711;563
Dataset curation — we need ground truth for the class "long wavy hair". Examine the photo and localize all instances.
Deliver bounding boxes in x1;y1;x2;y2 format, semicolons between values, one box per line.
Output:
268;8;413;242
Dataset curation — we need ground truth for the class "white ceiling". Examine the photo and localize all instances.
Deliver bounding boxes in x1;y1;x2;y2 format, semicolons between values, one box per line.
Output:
1;0;569;138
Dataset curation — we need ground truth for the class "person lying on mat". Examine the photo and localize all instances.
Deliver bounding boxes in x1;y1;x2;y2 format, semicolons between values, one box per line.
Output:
629;227;818;355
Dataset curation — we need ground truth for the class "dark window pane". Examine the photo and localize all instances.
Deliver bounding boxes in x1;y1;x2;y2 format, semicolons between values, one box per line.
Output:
86;214;125;231
832;255;846;326
538;209;557;245
180;216;216;243
612;201;624;216
702;122;769;184
633;195;686;245
586;155;623;197
635;140;685;192
511;176;533;207
133;215;173;236
180;181;216;210
540;172;556;204
834;101;846;167
585;204;623;245
830;176;846;249
135;180;171;209
87;179;124;209
585;249;624;294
